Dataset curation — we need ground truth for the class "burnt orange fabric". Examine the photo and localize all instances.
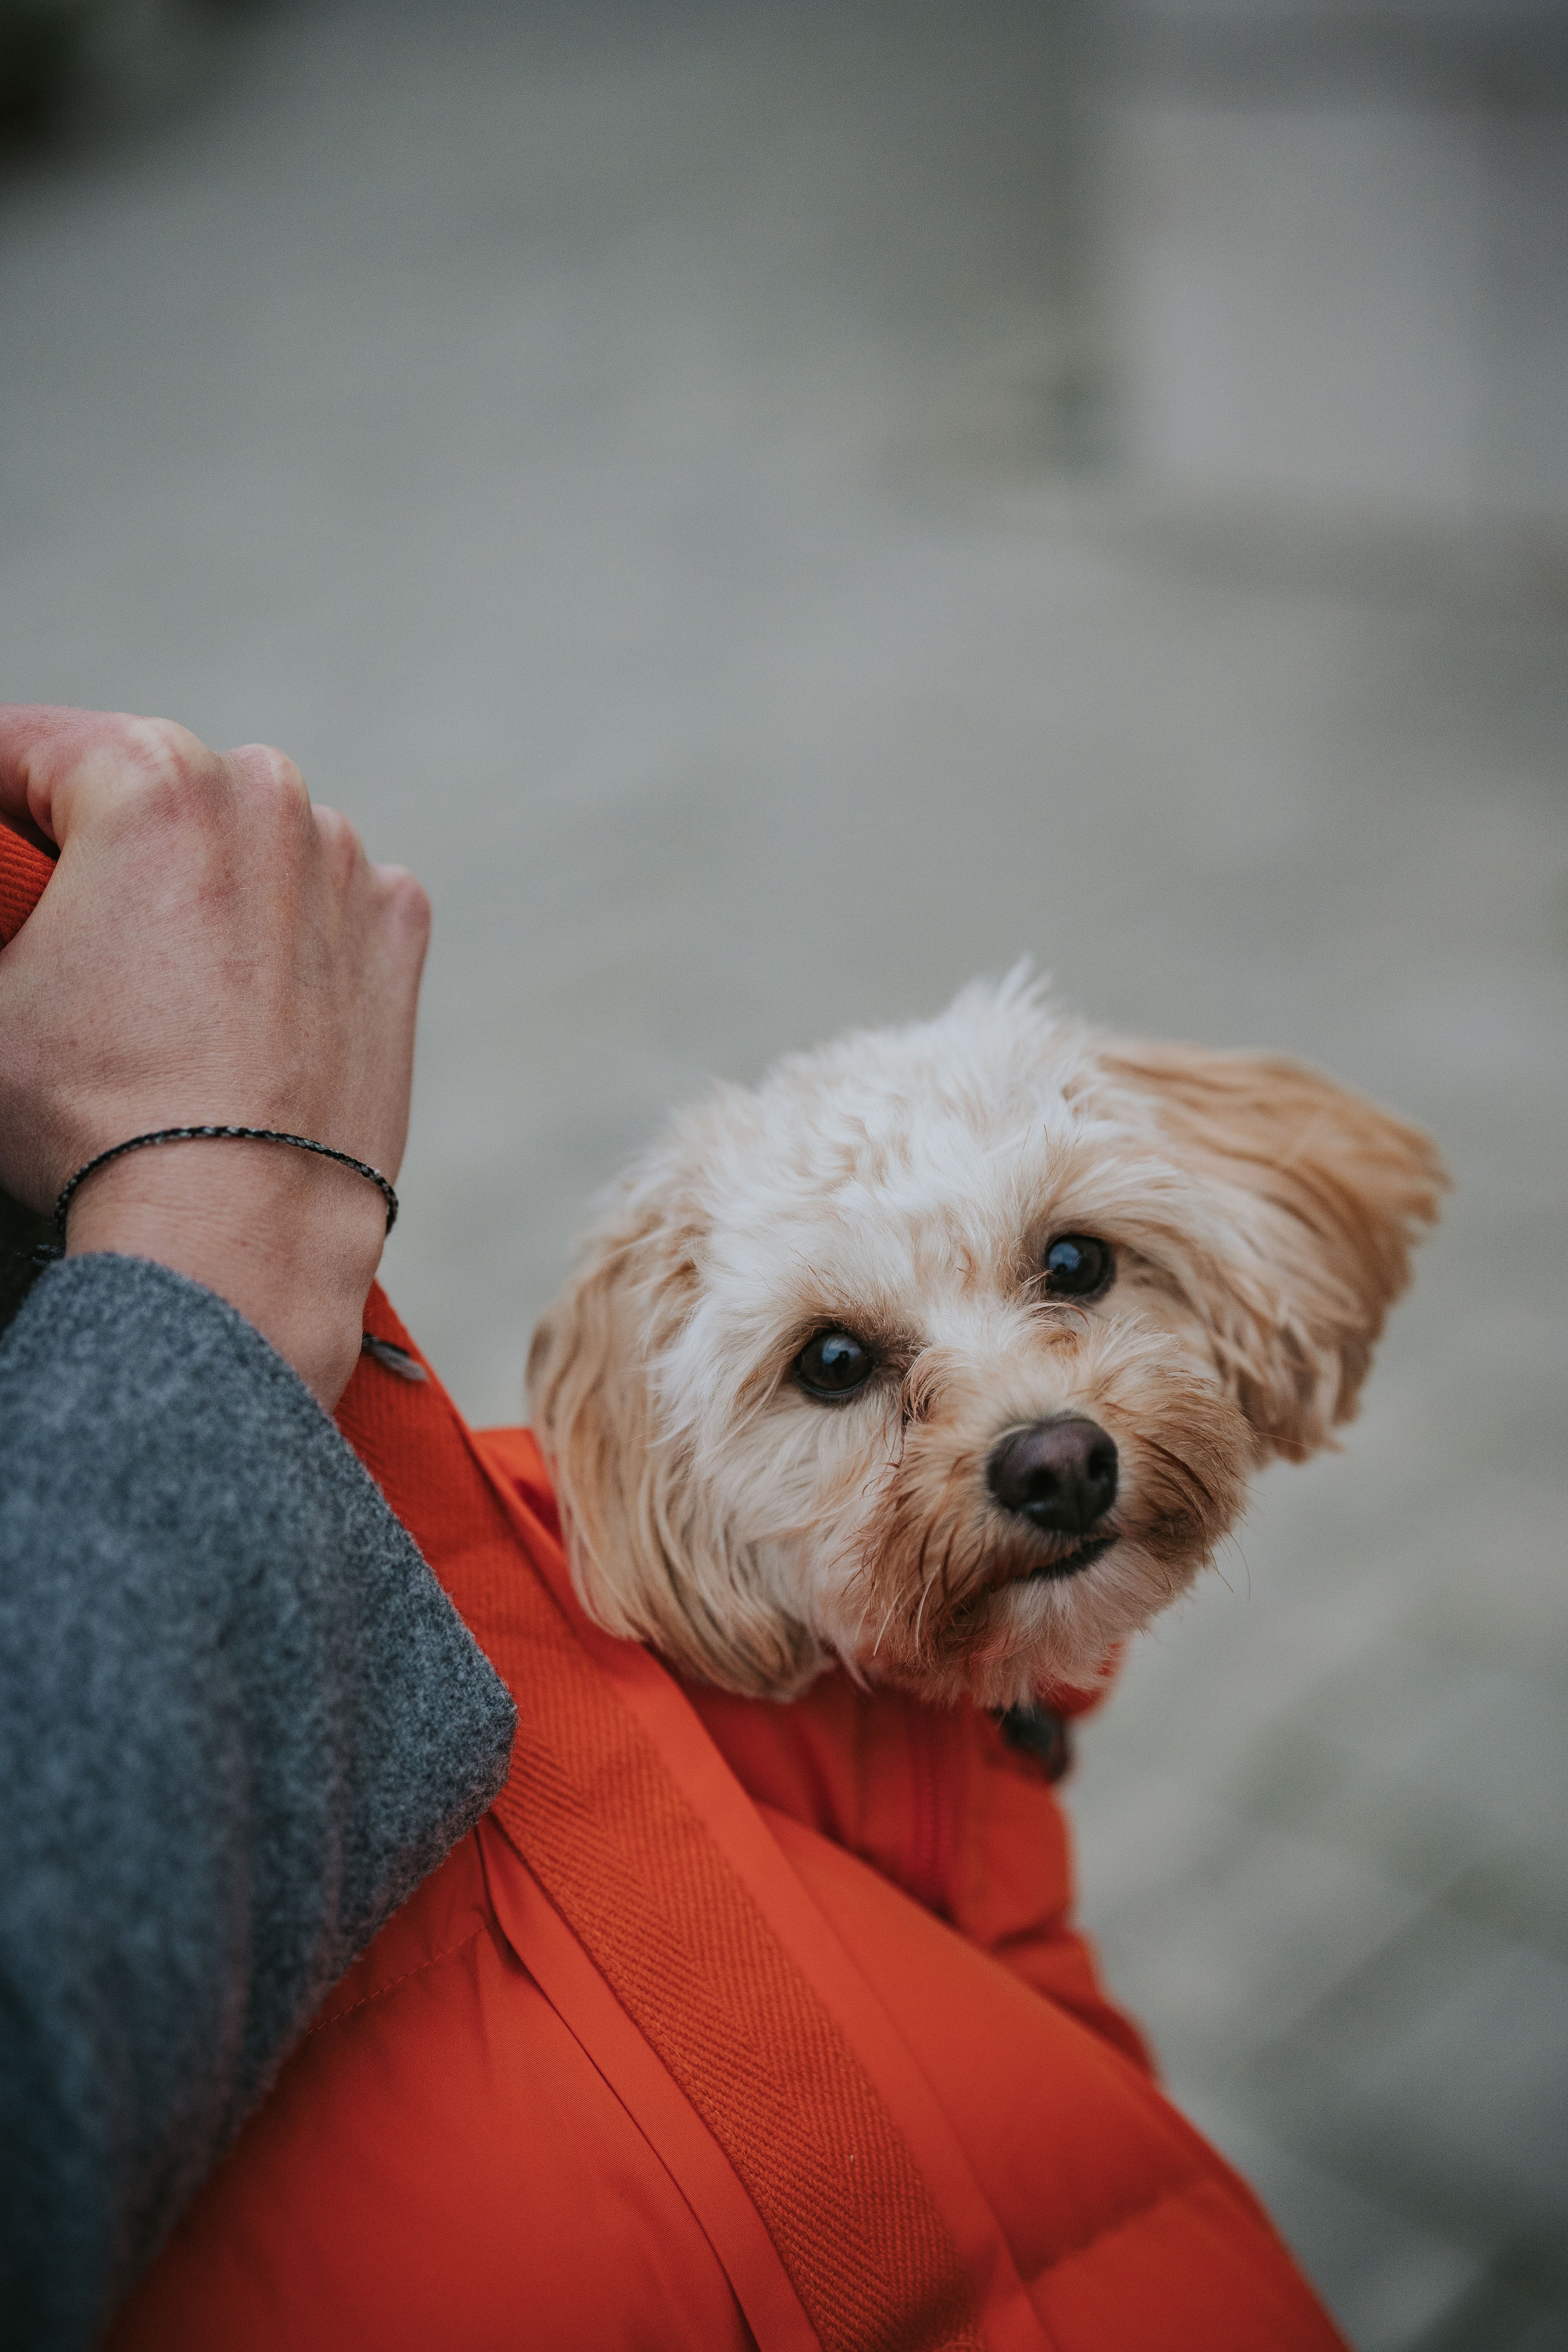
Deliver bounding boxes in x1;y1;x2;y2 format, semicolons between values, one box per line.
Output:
0;825;56;946
105;1290;1346;2352
670;1667;1153;2077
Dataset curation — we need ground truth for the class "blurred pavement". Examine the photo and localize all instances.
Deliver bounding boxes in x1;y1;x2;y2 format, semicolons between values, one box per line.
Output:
3;5;1565;2345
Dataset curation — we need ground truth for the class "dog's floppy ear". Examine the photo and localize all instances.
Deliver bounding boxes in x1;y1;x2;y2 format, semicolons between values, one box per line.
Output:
527;1200;697;1662
528;1190;816;1695
1103;1040;1447;1461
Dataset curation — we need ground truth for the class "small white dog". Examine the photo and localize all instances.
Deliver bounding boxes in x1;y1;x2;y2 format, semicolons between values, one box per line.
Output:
529;974;1444;1712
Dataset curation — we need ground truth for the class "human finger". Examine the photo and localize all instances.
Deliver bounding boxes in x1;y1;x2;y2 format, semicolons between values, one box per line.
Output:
310;802;369;893
0;706;222;851
372;862;433;969
223;740;315;820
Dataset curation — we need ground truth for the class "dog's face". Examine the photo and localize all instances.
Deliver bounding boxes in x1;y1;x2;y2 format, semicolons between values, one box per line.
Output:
530;977;1445;1710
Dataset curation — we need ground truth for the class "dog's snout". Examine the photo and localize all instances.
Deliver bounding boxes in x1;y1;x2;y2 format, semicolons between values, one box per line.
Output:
987;1417;1118;1536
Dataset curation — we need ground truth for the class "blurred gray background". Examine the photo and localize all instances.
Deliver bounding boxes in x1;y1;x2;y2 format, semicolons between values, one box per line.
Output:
3;3;1565;2345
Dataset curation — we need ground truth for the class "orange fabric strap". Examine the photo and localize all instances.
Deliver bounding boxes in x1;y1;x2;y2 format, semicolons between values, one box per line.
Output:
339;1290;1036;2352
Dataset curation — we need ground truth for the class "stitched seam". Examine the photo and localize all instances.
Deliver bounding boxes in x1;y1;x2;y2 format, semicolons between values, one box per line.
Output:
1040;2172;1214;2275
305;1926;486;2040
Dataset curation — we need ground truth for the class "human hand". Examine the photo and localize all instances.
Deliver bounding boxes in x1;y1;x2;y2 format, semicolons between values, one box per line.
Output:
0;706;430;1407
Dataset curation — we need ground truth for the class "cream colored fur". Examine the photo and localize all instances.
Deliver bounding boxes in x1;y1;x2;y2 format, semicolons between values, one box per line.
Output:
529;973;1445;1711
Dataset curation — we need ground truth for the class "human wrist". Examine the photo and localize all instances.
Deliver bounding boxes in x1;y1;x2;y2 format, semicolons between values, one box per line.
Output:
64;1140;386;1408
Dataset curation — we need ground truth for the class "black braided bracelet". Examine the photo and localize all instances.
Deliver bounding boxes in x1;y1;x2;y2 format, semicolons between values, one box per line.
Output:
51;1125;399;1244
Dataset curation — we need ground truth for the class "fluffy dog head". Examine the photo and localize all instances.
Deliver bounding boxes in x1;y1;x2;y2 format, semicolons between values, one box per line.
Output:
529;975;1445;1710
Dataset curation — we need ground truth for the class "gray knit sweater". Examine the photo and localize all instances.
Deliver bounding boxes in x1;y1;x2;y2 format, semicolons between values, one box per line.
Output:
0;1255;517;2351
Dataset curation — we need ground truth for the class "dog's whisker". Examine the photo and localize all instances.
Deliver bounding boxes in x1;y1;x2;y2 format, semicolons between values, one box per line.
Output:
869;1592;903;1661
1215;1526;1253;1602
936;1524;960;1621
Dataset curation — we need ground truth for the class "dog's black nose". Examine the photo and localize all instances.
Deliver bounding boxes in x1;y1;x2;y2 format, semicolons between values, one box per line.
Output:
987;1417;1118;1536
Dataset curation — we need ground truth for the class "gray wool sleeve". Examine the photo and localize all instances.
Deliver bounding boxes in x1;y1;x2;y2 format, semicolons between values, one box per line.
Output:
0;1253;517;2352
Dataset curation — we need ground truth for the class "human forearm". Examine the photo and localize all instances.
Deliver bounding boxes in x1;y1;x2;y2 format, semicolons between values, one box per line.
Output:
62;1140;387;1408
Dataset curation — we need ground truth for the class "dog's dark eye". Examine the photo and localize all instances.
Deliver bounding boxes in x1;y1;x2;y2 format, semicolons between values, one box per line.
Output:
794;1328;876;1400
1042;1234;1113;1298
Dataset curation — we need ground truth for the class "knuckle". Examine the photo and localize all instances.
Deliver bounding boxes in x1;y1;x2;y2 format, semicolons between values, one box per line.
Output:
120;715;218;800
379;865;431;942
230;742;309;808
314;804;365;868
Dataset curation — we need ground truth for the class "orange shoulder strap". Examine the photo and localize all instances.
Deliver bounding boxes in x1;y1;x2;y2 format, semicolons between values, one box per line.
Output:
340;1289;1056;2352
